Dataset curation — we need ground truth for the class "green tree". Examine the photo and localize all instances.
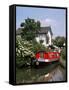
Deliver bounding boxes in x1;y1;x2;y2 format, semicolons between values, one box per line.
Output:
20;18;40;41
52;36;66;47
61;47;66;60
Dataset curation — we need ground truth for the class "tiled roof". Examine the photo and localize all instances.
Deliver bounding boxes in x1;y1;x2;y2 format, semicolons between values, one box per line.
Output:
16;26;53;35
37;27;53;35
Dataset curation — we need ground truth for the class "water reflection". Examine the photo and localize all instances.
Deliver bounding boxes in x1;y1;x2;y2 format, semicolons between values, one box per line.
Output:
16;62;66;84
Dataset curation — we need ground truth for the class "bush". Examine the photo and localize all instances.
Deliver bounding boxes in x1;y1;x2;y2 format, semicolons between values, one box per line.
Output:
61;47;66;60
16;36;34;67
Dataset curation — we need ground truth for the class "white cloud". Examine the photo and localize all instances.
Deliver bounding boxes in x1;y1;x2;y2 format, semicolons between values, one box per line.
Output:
39;18;57;27
39;18;59;38
36;18;65;38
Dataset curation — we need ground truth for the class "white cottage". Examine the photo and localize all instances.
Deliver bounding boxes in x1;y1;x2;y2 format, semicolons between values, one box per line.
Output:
35;27;53;46
16;26;53;47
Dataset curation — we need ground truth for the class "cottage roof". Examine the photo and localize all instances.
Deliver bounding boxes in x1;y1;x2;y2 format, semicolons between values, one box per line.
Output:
37;26;53;35
16;26;53;35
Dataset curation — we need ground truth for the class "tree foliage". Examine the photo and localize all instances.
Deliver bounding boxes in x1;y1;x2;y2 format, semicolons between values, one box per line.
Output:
61;47;66;60
52;36;66;47
20;18;40;41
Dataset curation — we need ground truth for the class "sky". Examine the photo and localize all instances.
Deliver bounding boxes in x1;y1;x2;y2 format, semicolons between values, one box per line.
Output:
16;6;66;38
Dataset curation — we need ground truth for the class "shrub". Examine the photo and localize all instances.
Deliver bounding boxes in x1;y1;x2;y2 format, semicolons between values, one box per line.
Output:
61;47;66;60
16;36;34;67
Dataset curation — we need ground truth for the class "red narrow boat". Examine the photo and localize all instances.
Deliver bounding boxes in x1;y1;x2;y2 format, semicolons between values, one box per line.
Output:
35;51;60;63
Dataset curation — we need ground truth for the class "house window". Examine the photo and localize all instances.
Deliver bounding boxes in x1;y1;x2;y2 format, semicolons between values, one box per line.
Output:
39;35;44;44
39;40;44;44
46;34;49;44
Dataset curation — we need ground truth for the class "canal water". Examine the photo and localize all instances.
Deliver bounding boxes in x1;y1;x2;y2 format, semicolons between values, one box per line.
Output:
16;62;66;84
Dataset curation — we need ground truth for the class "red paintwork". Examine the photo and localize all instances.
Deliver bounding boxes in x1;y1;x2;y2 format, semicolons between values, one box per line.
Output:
44;52;48;59
36;53;40;58
35;51;60;62
47;52;60;61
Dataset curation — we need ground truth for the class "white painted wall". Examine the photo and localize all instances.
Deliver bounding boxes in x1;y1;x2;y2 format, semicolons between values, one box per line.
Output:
35;36;40;42
35;32;52;47
35;34;47;46
47;31;52;45
35;34;46;46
